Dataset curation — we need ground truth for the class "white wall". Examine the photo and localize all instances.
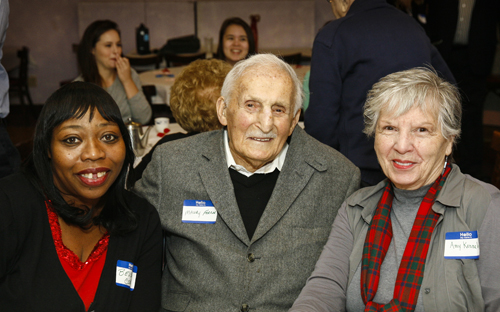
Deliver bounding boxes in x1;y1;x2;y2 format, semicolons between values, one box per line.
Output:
197;1;315;50
78;1;196;53
6;0;81;105
5;0;334;104
78;1;319;52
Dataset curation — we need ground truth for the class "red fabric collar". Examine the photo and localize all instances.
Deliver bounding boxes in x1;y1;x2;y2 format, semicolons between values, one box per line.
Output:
45;201;109;270
361;163;452;311
45;201;109;310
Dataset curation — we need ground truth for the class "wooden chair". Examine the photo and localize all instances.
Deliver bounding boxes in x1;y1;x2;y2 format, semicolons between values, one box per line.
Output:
491;130;500;189
282;53;302;65
164;52;205;67
142;85;156;124
142;85;156;106
8;46;33;106
128;54;162;73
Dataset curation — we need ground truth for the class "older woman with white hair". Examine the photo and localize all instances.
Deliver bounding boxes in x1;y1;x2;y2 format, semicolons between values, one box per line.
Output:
290;67;500;312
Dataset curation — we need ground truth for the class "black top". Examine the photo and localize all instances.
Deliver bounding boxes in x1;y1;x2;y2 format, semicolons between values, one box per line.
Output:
304;0;455;185
229;168;280;240
0;173;162;311
426;0;500;76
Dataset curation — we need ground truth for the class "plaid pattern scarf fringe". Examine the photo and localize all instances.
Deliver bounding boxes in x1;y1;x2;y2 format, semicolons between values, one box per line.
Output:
360;163;452;312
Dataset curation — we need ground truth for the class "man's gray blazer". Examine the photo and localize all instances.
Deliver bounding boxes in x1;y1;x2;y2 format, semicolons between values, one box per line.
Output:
134;126;361;311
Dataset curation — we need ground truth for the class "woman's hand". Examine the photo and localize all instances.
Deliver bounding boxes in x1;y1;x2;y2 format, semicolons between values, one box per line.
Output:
115;55;140;99
115;55;133;85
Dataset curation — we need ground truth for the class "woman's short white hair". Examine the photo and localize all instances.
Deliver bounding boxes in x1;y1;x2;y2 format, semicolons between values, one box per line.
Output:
220;53;304;115
363;67;461;143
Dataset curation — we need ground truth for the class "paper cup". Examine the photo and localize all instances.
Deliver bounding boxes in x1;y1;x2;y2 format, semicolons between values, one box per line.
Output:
154;117;170;133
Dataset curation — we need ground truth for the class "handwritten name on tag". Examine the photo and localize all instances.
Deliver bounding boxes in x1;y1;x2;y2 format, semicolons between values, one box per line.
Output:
182;200;217;224
116;260;137;291
444;231;480;259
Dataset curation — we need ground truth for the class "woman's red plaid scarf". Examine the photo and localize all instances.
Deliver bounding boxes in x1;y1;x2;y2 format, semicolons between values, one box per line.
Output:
360;163;452;312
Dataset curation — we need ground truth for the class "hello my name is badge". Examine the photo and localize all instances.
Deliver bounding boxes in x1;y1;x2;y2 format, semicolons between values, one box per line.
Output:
182;200;217;224
444;231;480;259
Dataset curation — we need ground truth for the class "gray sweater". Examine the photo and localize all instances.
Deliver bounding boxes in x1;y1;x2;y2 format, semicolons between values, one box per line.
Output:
75;69;152;124
346;185;430;311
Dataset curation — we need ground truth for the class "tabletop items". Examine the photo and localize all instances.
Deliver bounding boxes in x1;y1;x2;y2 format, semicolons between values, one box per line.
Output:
154;117;170;135
126;118;153;156
132;122;187;168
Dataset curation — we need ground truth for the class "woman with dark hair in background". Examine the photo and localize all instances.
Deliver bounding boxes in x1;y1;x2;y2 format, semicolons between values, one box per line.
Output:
0;82;161;311
76;20;152;124
216;17;256;66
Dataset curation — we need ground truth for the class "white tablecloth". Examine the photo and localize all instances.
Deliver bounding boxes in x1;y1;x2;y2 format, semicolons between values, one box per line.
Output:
138;66;186;105
133;122;187;167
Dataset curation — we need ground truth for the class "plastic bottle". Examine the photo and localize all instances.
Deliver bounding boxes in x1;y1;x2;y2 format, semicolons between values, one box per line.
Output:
136;23;150;55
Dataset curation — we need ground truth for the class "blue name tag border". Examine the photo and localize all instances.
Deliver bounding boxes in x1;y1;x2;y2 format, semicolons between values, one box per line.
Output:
116;260;137;291
182;220;216;224
183;199;214;207
444;255;480;260
445;231;478;240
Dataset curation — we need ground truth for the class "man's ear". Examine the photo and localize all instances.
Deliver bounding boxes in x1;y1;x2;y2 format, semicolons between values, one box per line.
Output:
340;0;355;16
216;96;228;126
288;108;301;136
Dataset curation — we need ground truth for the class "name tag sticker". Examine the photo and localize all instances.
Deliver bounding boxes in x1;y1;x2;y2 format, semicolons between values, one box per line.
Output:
182;200;217;224
116;260;137;291
444;231;480;259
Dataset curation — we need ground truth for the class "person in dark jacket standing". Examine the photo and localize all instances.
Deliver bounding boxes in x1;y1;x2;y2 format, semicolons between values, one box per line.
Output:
305;0;454;186
426;0;500;179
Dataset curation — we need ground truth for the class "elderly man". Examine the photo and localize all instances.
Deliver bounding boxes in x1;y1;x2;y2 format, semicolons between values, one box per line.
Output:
134;54;360;311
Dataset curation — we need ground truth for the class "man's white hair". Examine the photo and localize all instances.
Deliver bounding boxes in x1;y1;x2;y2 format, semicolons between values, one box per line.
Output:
220;53;303;115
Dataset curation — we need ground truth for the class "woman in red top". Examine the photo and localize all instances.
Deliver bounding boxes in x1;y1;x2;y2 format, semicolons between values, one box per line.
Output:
0;82;162;311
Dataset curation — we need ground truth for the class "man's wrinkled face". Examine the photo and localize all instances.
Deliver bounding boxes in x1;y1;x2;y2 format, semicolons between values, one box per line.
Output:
217;66;300;172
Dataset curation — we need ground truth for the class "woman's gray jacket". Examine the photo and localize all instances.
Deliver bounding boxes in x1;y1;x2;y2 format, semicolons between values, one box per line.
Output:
290;164;500;312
